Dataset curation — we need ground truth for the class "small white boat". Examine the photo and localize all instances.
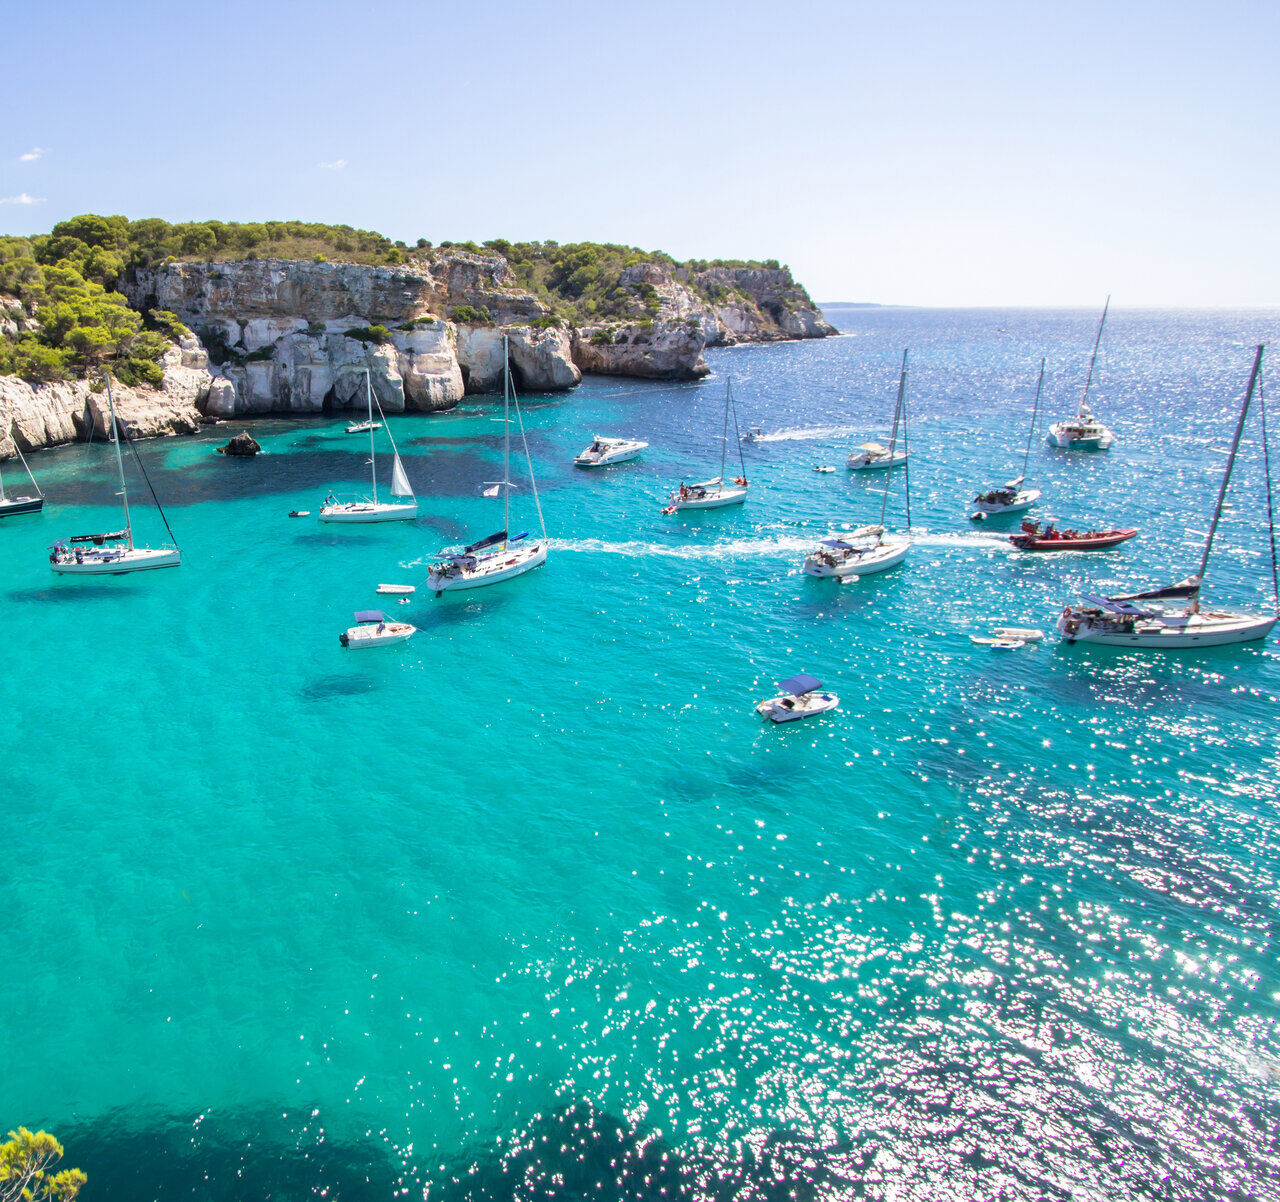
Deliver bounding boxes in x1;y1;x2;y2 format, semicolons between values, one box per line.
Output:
813;465;836;473
756;672;840;723
667;476;749;511
847;441;908;471
665;376;750;512
971;636;1027;649
377;583;416;596
50;374;181;576
803;527;911;578
321;371;417;523
288;510;310;517
740;426;764;442
339;610;415;648
574;436;648;467
346;419;382;434
1047;298;1115;450
993;626;1044;642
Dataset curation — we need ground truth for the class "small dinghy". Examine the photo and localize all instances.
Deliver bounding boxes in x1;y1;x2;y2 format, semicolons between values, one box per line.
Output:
1010;520;1137;551
740;426;764;442
376;583;415;595
813;465;836;473
574;436;648;467
756;673;840;723
289;510;310;517
993;626;1043;642
346;419;382;434
339;610;415;648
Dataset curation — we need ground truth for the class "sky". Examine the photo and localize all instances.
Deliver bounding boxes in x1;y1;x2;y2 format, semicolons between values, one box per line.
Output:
2;0;1277;307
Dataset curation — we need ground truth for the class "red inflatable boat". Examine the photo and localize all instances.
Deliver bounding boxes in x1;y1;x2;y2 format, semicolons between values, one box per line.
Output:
1009;520;1138;551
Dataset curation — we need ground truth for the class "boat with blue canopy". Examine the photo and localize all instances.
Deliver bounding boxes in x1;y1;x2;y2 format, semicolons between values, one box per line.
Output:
755;672;840;723
339;609;415;648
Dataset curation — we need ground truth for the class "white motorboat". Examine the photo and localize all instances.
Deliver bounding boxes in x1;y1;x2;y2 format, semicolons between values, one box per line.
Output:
807;350;914;579
320;371;417;523
847;442;908;471
803;527;911;578
427;336;549;595
339;610;415;648
1058;345;1276;650
1047;298;1115;450
345;419;382;434
756;672;840;723
574;435;648;467
972;359;1047;517
50;374;181;575
0;426;43;517
666;376;750;512
741;426;764;442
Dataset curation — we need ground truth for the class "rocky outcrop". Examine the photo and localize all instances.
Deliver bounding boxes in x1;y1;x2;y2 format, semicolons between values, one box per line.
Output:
217;430;261;457
571;320;708;381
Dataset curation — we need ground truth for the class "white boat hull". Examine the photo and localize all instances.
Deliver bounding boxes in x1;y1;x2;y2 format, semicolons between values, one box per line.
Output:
428;541;548;593
847;451;908;471
1047;423;1114;450
1057;610;1276;648
671;485;748;510
756;691;840;722
803;536;910;578
51;547;181;574
973;488;1040;515
346;422;382;434
341;622;415;648
319;502;418;523
574;439;648;468
0;495;43;517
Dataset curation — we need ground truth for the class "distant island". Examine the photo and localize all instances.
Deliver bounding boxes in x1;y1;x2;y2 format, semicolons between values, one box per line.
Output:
0;216;836;457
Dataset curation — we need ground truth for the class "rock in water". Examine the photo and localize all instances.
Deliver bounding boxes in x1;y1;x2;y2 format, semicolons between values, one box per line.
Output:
218;430;261;457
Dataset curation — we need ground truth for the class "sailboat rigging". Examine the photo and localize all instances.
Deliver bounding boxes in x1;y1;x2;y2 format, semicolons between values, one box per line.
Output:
972;359;1047;517
49;373;181;574
1048;297;1116;450
427;335;548;594
319;369;417;522
1058;344;1277;648
665;375;749;511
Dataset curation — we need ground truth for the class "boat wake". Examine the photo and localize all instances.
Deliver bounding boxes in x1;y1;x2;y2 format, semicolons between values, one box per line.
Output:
749;424;862;443
546;536;816;559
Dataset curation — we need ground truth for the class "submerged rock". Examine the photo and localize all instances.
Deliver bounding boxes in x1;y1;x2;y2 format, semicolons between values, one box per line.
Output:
217;430;261;457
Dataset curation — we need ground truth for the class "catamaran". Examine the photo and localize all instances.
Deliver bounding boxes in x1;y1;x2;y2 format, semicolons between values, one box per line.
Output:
805;349;913;578
319;370;417;522
0;423;43;517
427;335;548;594
49;373;181;574
1058;345;1277;649
1047;297;1116;450
574;435;648;467
972;358;1046;517
665;376;749;511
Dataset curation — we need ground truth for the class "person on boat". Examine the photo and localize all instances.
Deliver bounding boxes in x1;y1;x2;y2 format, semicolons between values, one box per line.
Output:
679;483;688;499
734;475;747;486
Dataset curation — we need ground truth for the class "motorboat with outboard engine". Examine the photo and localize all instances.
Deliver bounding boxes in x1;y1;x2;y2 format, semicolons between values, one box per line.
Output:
340;610;415;647
756;673;840;723
1010;520;1137;551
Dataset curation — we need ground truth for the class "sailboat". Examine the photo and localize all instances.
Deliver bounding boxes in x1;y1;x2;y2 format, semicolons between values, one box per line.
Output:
0;423;43;517
49;373;181;574
971;359;1046;517
1058;345;1277;649
319;370;417;522
426;335;548;594
665;376;749;511
847;367;911;471
804;349;912;578
1047;297;1116;450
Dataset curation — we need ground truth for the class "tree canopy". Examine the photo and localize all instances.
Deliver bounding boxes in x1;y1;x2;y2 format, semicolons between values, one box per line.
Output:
0;1128;86;1202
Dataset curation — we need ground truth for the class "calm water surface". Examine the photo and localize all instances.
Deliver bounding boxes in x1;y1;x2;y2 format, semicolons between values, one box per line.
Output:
3;307;1279;1200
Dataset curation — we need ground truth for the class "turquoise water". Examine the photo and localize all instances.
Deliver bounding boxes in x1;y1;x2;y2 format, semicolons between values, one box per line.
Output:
3;307;1280;1200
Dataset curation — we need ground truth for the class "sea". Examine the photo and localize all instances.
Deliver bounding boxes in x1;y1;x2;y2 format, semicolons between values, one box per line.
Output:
3;306;1279;1201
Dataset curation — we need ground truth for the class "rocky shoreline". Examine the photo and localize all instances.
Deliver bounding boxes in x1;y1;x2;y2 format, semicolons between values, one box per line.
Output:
2;251;834;458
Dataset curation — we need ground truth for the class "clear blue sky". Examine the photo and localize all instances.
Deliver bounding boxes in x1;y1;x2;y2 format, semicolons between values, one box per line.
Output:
2;0;1277;306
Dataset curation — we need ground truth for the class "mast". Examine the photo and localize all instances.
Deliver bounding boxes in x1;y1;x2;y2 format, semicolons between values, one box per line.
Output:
366;370;377;504
1078;295;1110;417
879;349;908;533
729;377;747;479
1021;358;1046;482
1196;345;1265;599
719;375;731;484
503;334;511;539
104;373;133;549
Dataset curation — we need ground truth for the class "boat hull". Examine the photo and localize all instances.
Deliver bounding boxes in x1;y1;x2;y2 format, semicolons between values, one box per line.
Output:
804;536;910;577
1057;610;1276;648
0;495;43;517
847;451;908;471
341;623;416;647
973;489;1040;515
671;486;748;510
1047;424;1114;450
428;541;548;593
51;547;181;574
319;502;418;523
757;691;840;722
1011;528;1136;551
574;443;647;467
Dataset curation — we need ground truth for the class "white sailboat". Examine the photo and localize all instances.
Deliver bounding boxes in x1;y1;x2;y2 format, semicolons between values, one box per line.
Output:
49;373;181;574
1058;345;1277;649
319;370;417;522
1048;297;1116;450
848;370;911;470
427;335;548;594
805;349;913;578
666;376;749;511
1;423;43;517
971;358;1046;517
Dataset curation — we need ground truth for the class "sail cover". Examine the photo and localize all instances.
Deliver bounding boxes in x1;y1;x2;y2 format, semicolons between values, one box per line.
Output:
777;673;822;697
465;530;507;554
390;453;413;498
1111;575;1201;602
69;530;128;544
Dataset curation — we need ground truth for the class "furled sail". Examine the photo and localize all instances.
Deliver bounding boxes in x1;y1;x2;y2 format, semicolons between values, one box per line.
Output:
1110;575;1202;602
